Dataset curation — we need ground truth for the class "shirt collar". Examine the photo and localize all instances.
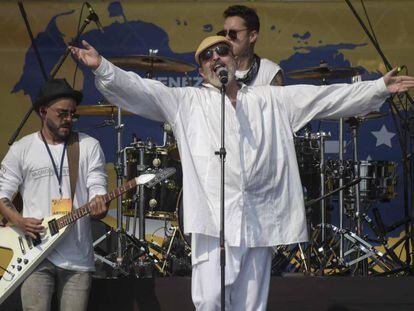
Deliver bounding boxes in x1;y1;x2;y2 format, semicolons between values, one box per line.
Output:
201;81;248;92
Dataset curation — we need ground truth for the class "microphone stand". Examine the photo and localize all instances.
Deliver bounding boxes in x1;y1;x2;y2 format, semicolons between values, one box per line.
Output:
8;4;98;145
215;83;227;311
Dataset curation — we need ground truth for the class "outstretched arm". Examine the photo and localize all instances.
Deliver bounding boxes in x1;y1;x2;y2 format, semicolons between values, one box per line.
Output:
383;68;414;93
68;40;102;70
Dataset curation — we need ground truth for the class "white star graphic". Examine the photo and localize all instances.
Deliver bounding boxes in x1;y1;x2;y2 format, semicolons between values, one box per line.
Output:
371;125;396;148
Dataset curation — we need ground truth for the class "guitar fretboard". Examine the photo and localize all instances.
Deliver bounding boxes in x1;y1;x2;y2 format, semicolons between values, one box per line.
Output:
55;178;138;230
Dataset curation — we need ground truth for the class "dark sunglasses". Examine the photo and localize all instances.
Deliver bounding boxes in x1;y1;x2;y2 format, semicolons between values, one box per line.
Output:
199;44;231;62
217;28;248;41
49;107;80;122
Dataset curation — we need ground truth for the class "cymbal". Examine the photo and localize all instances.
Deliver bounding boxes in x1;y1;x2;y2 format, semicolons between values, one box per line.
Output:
109;55;196;73
288;63;364;80
77;105;134;116
359;111;388;119
323;111;388;122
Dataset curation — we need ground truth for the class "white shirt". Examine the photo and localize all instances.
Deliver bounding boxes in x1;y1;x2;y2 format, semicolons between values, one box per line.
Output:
0;132;107;271
235;58;282;86
94;57;388;248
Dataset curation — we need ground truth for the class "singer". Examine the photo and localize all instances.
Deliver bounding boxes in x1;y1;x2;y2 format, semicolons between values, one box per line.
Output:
69;35;414;311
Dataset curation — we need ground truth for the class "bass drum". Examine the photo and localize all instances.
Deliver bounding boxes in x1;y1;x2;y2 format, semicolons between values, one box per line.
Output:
175;189;191;247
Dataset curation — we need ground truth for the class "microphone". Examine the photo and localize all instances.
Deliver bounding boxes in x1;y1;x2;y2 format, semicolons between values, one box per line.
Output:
85;2;105;34
216;67;228;85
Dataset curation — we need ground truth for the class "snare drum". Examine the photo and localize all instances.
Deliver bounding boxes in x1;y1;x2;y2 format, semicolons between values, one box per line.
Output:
359;160;397;202
326;160;397;202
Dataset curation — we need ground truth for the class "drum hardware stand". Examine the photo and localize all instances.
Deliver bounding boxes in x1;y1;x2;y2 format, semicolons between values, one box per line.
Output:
92;107;131;276
122;144;137;235
271;244;308;275
305;177;362;274
307;131;330;274
159;225;179;274
156;224;191;276
317;132;330;246
329;224;402;274
361;212;406;269
114;107;125;266
348;116;367;275
338;117;346;266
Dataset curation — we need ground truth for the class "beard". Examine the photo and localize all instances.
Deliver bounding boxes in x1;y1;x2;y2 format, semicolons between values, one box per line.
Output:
46;118;72;141
205;60;236;88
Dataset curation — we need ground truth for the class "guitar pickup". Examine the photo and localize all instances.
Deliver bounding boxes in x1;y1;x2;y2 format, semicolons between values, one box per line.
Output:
48;219;59;236
25;235;33;249
18;236;26;254
32;233;41;247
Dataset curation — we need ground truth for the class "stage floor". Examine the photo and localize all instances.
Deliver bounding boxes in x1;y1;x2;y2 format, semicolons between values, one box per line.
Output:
2;276;414;310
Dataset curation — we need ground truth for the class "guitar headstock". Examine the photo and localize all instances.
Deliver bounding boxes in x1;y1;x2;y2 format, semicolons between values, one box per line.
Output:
135;167;177;188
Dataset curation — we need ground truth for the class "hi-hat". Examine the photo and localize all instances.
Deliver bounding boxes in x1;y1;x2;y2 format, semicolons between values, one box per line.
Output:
77;105;134;116
109;55;196;73
288;62;364;80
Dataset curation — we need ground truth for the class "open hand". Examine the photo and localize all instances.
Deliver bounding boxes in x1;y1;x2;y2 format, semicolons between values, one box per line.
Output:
383;68;414;94
69;40;102;70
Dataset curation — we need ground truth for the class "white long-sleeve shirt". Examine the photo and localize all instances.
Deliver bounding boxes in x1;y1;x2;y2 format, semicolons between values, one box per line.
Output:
0;132;107;271
94;57;389;247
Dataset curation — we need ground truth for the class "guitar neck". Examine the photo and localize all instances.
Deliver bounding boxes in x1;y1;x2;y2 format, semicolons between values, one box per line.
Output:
55;178;138;230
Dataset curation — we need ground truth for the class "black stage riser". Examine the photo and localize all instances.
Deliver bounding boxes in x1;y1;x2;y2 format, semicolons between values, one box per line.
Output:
2;276;414;311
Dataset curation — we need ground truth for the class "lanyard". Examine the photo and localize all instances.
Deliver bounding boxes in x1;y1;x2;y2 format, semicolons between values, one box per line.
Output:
40;131;67;197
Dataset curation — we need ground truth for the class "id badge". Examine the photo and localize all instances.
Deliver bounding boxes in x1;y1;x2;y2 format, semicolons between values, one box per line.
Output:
51;198;72;215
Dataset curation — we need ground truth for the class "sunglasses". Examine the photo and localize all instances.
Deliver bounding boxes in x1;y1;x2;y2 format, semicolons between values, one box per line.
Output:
217;28;249;41
199;44;231;62
49;107;80;122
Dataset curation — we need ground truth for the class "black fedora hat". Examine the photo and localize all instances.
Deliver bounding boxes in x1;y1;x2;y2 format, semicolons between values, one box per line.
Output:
33;79;83;111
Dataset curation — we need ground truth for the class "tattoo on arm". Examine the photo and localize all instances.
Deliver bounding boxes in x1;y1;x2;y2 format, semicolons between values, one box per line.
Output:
270;71;284;86
1;198;16;210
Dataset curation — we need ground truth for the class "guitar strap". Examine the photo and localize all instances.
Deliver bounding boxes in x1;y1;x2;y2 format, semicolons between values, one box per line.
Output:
66;132;80;206
1;132;79;226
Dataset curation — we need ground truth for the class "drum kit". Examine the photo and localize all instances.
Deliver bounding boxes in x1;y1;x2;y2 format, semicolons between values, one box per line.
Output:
273;62;403;277
78;56;402;278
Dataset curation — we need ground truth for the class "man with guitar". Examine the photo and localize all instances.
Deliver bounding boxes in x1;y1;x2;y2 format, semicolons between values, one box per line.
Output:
0;79;108;311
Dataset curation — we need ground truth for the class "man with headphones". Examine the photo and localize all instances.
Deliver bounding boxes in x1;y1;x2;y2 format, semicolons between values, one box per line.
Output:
218;5;284;86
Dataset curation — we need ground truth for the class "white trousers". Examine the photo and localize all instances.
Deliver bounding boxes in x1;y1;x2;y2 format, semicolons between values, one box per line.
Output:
191;234;272;311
